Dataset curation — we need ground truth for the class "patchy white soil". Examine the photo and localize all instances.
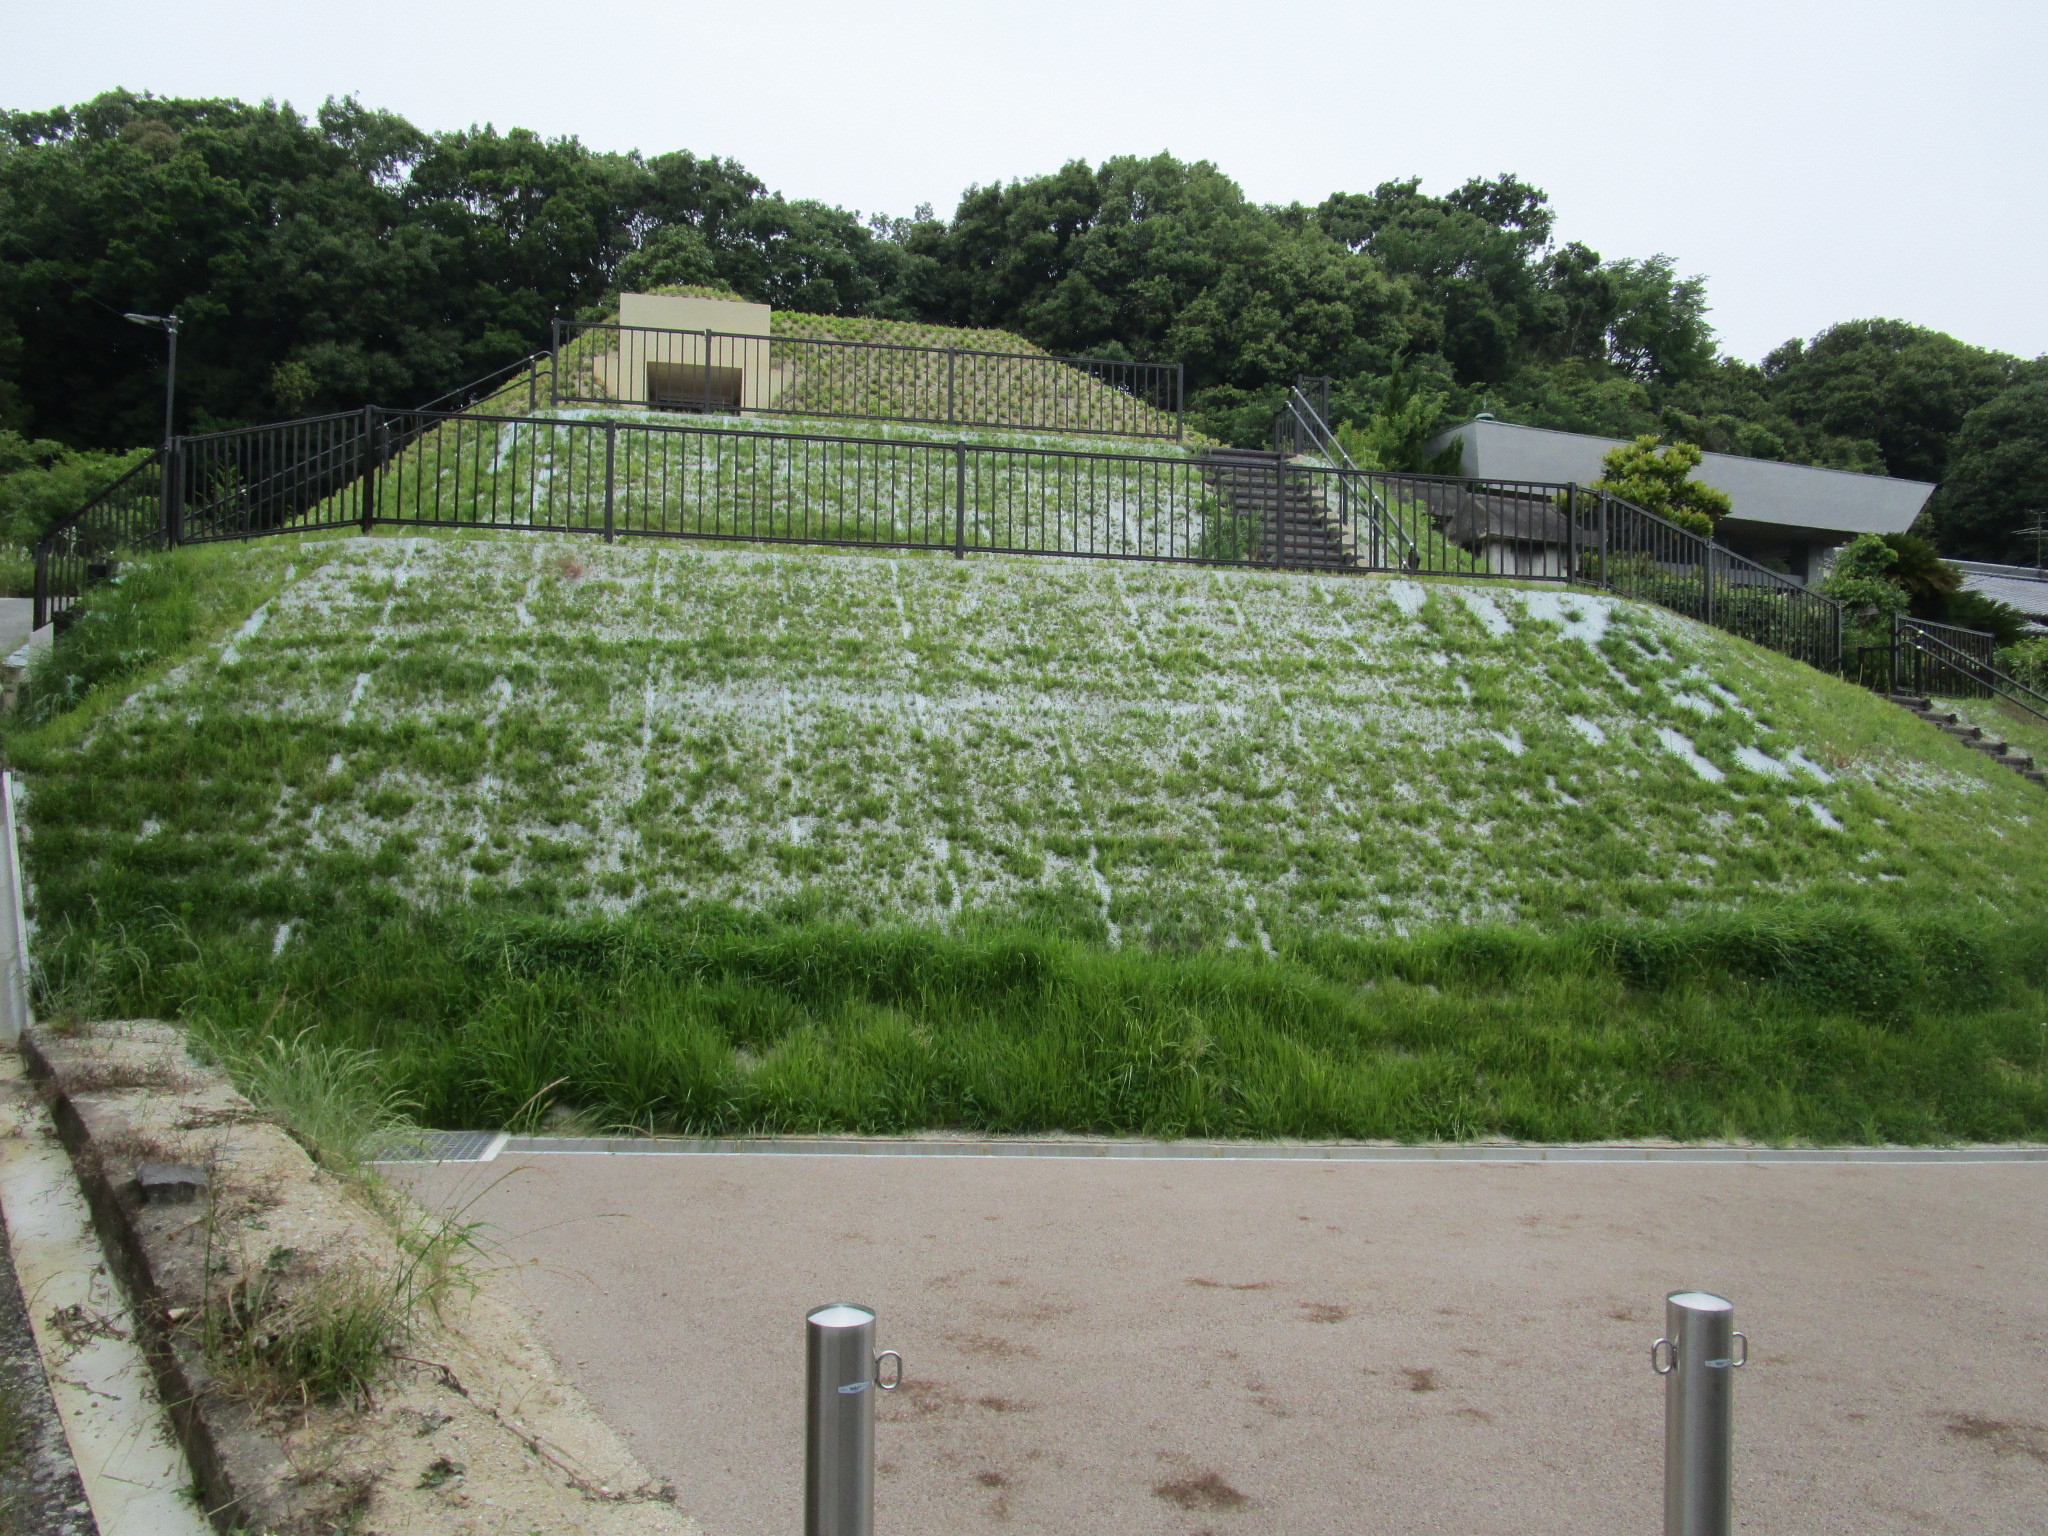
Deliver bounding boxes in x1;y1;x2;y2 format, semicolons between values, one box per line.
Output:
77;536;2032;941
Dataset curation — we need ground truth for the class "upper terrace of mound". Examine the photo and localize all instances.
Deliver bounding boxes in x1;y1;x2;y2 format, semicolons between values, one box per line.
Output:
528;287;1198;449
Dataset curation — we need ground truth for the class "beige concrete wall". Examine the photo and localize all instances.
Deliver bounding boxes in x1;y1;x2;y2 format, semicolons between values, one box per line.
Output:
597;294;775;411
618;293;770;337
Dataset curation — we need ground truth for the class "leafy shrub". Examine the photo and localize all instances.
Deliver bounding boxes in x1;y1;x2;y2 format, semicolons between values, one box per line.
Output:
1822;532;1909;655
1592;436;1731;535
2000;635;2048;692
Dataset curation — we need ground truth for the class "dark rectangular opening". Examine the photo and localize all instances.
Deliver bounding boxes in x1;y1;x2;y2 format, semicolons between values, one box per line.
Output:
647;361;743;413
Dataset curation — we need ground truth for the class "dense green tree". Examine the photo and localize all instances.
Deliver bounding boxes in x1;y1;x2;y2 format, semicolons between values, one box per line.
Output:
1317;176;1550;384
1821;533;1910;653
0;92;902;448
903;155;1413;439
1924;379;2048;562
1761;320;2017;482
5;89;2045;526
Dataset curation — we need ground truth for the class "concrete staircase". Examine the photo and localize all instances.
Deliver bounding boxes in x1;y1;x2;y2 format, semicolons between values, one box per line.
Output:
1890;693;2046;786
1199;450;1355;569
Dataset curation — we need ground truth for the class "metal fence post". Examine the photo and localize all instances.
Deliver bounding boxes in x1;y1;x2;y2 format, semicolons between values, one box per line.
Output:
1565;483;1578;581
1704;541;1717;628
1652;1291;1744;1536
806;1304;901;1536
604;421;617;543
946;349;957;426
164;440;184;547
705;329;716;414
550;319;562;409
31;545;48;633
954;443;967;559
1598;491;1609;586
359;409;376;535
1175;363;1185;442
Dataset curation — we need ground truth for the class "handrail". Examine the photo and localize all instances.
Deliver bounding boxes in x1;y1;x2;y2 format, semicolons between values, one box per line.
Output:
1275;385;1421;567
409;351;551;417
1903;616;1997;642
1895;622;2048;724
33;446;161;548
31;447;166;629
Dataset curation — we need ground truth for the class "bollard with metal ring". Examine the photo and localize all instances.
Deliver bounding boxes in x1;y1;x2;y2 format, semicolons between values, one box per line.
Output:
1651;1291;1747;1536
805;1304;903;1536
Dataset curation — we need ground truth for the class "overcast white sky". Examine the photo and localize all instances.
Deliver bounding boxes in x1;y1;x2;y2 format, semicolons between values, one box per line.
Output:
5;0;2044;364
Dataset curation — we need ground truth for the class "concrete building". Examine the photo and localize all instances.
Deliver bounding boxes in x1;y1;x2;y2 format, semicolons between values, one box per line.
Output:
595;294;777;412
1421;417;1935;583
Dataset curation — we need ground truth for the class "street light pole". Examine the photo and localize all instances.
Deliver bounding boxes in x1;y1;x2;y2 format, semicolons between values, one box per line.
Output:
123;313;180;446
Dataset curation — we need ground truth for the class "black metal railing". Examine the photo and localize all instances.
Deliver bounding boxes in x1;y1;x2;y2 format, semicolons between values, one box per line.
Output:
1856;616;2047;720
550;321;1185;441
410;350;552;416
31;449;166;629
1581;489;1843;670
176;410;382;543
1273;382;1842;670
1272;384;1421;568
33;404;1847;677
364;408;1228;559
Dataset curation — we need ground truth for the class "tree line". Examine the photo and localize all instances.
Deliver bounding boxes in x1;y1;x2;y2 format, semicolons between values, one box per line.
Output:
2;89;2044;561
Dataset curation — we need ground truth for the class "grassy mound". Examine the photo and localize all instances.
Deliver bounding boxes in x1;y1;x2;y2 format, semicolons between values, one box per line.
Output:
526;300;1195;444
11;534;2048;1141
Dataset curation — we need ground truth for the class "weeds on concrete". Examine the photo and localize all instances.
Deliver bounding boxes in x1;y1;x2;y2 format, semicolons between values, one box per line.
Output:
200;1253;399;1411
197;1025;421;1175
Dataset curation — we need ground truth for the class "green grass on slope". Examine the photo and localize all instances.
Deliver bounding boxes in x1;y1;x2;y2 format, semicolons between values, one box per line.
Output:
10;534;2048;1142
33;904;2048;1144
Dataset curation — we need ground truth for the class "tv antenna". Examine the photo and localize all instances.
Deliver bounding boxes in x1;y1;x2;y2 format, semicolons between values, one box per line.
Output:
2017;512;2048;576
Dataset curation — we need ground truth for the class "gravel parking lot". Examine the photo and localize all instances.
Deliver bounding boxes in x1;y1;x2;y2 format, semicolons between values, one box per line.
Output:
397;1148;2048;1536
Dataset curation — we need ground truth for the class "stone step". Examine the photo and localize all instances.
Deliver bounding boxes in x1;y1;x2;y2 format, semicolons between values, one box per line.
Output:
1886;691;2046;791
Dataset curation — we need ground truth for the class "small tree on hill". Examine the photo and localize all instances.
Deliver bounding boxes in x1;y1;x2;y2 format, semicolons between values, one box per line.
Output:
1591;436;1733;536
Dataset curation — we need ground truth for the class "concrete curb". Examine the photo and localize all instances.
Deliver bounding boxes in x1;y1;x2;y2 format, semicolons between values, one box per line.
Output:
0;1053;212;1536
379;1132;2048;1165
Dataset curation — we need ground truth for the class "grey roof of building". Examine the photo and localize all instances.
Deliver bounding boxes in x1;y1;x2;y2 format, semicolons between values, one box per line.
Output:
1420;418;1934;539
1411;483;1573;548
1953;560;2048;621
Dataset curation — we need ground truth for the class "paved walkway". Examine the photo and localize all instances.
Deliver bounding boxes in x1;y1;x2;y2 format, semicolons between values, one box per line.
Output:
0;599;37;667
396;1152;2048;1536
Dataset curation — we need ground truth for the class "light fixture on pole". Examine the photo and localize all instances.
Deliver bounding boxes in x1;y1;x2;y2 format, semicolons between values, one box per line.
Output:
123;312;180;446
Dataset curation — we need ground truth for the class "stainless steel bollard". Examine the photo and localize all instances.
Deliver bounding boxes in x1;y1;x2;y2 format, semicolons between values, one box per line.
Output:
1651;1291;1747;1536
805;1304;902;1536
